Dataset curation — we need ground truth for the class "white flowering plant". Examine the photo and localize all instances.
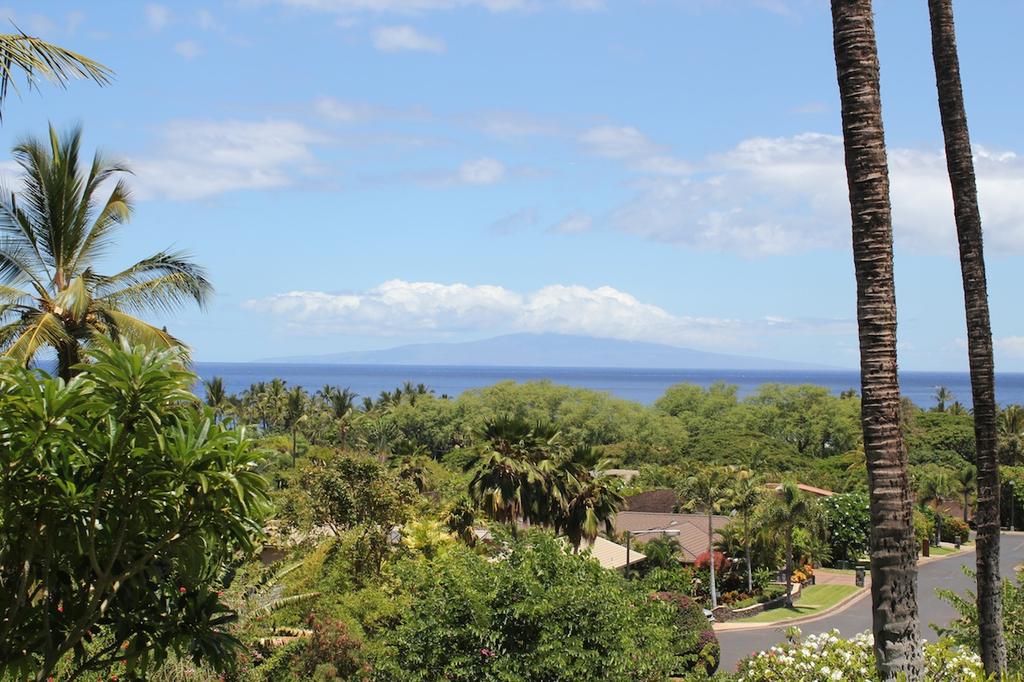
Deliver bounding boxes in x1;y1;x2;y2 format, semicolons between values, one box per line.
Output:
735;628;986;681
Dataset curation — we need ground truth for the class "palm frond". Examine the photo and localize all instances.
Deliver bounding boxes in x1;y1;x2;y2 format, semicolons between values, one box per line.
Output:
68;172;132;275
248;592;321;618
52;275;91;321
0;32;112;117
93;307;188;357
2;311;67;364
91;250;212;314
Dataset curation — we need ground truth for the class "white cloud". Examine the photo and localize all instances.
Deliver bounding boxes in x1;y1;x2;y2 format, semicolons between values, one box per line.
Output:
600;130;1024;256
145;3;169;30
477;112;558;139
197;8;217;30
275;0;531;14
996;337;1024;357
491;207;538;234
314;96;376;122
458;157;505;185
247;279;852;348
371;24;445;51
580;125;690;176
132;120;325;201
548;211;592;234
173;40;202;59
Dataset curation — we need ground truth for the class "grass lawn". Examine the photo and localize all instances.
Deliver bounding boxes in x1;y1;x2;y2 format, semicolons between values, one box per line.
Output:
736;584;863;624
929;545;957;556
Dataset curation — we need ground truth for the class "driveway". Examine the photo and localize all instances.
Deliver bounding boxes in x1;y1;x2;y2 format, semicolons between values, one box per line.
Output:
717;532;1024;673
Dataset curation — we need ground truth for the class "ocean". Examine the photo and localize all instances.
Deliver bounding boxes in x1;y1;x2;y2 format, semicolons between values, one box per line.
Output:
193;363;1024;409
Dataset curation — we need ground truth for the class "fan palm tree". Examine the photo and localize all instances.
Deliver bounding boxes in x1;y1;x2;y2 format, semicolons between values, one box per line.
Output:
928;0;1005;672
831;2;923;676
759;481;821;608
678;465;732;610
0;125;211;380
729;470;763;593
467;416;558;532
0;32;111;119
556;470;624;552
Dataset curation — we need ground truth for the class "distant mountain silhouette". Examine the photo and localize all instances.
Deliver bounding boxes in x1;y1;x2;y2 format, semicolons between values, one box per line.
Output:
260;333;837;370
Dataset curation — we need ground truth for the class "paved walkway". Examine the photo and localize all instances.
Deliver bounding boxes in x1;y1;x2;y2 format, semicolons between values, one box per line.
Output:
717;533;1024;673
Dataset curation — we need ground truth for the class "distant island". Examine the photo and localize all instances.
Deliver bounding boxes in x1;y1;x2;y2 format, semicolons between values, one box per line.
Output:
258;333;840;371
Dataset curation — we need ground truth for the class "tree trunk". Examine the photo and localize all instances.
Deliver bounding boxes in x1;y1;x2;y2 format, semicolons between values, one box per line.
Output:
927;0;1005;673
963;489;969;523
784;530;794;608
56;341;80;382
744;511;753;594
831;2;923;678
707;510;717;610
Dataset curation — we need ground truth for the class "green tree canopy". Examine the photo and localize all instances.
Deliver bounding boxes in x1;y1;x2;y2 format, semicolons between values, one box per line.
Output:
0;343;269;681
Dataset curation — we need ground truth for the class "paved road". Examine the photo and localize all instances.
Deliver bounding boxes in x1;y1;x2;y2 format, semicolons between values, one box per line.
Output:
718;533;1024;673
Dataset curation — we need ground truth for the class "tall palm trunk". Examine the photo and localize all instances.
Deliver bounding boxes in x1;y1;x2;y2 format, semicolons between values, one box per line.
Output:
830;2;923;678
744;510;753;593
784;527;793;608
707;509;717;610
56;340;80;382
927;0;1005;673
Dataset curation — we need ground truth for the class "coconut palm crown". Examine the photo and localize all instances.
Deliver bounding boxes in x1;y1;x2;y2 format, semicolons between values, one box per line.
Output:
0;125;212;379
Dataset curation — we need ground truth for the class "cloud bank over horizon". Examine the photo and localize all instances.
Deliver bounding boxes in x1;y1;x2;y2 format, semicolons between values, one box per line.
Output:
246;279;853;351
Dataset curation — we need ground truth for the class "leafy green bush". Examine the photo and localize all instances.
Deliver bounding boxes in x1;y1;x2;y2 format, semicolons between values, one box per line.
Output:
735;628;984;681
937;568;1024;674
372;531;677;681
821;492;871;564
914;508;936;547
650;592;719;676
0;344;269;681
939;515;970;544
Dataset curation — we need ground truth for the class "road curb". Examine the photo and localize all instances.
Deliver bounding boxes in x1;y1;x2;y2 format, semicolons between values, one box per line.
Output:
715;545;977;633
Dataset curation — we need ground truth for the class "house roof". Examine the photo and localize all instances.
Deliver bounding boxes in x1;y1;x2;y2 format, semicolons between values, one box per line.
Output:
767;482;836;497
473;528;644;571
623;488;678;513
613;511;731;563
600;468;641;482
574;535;645;571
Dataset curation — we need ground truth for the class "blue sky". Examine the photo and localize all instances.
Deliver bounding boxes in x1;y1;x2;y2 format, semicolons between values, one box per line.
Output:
2;0;1023;370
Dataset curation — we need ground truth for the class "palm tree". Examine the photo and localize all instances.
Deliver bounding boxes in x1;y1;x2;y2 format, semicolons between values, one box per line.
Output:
0;32;111;119
956;465;977;524
917;468;955;546
729;471;762;593
759;481;820;608
998;405;1024;466
831;2;923;676
0;126;212;380
467;416;558;532
928;0;1005;672
284;386;308;466
203;376;228;421
678;465;732;610
933;386;954;413
639;535;681;570
556;470;624;552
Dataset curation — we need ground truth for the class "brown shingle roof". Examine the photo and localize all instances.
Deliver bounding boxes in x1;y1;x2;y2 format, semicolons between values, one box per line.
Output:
623;488;678;513
612;511;731;563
